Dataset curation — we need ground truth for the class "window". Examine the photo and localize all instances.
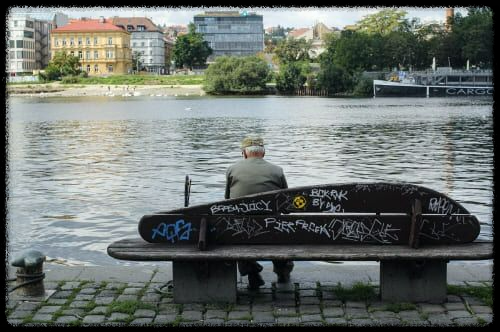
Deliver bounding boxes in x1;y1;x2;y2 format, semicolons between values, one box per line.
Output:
9;40;14;48
127;25;134;31
141;41;145;47
78;51;83;59
108;64;113;72
70;51;74;57
108;37;113;45
26;20;34;28
86;51;90;59
94;37;98;45
94;51;99;59
16;40;23;48
24;31;34;38
55;38;59;46
62;38;66;46
86;64;91;72
137;25;145;31
70;37;74;46
106;50;113;59
78;37;82;45
86;37;91;45
94;64;99;73
9;51;15;59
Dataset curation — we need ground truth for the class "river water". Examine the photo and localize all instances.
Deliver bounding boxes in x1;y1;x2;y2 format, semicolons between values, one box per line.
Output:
6;95;494;266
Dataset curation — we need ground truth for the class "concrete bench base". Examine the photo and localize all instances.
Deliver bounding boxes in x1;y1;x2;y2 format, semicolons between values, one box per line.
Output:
173;261;236;303
380;260;447;303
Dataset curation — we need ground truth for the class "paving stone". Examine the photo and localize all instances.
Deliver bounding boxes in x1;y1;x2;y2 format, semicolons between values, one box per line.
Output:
398;310;422;321
36;305;61;314
225;320;252;326
54;316;80;324
298;297;321;305
401;319;430;326
300;314;322;322
8;310;36;319
122;288;142;295
227;310;251;320
427;313;453;326
74;294;95;301
204;309;226;319
469;305;492;314
82;315;106;324
61;308;84;316
453;317;481;326
182;303;204;311
158;303;180;314
462;296;484;306
251;304;273;312
50;290;73;299
322;299;343;307
61;281;81;290
251;293;273;303
94;297;114;305
444;302;467;311
274;307;297;316
345;301;366;308
116;294;138;302
475;314;493;324
46;298;67;305
130;317;154;325
80;288;99;295
153;314;178;324
298;304;321;314
348;318;376;326
322;307;344;317
16;302;41;311
97;290;119;297
252;311;275;323
275;316;300;325
31;313;54;322
105;282;126;290
7;319;24;326
127;282;145;288
89;306;108;315
419;304;446;313
107;312;130;322
370;310;399;319
203;318;225;326
134;309;156;318
181;310;203;321
140;293;161;303
345;307;370;318
69;300;90;308
446;310;473;319
324;317;348;325
371;318;401;326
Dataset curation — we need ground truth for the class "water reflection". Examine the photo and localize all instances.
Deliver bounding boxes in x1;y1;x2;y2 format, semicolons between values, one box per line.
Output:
7;96;493;266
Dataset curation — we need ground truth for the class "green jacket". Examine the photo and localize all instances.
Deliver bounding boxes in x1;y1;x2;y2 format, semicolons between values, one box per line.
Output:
225;157;288;199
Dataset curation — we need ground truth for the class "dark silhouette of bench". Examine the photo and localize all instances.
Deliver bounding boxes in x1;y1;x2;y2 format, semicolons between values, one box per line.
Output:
107;183;492;303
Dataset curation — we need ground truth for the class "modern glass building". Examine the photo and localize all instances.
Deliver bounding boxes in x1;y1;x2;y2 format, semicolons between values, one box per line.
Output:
194;11;264;60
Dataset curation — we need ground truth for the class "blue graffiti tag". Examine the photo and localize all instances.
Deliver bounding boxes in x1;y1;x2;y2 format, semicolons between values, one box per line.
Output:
151;219;192;243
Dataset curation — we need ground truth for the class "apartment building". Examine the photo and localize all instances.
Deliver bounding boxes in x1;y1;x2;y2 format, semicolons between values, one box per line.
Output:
193;11;264;60
8;15;52;75
50;17;132;75
111;17;166;74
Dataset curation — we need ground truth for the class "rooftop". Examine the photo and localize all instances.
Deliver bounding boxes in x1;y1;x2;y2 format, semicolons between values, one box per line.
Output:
110;17;161;32
51;18;126;33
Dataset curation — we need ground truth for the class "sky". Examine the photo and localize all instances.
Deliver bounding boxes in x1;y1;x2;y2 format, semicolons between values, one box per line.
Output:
9;6;469;29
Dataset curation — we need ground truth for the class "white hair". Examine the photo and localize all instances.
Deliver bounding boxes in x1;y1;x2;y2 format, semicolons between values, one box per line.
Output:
244;145;265;155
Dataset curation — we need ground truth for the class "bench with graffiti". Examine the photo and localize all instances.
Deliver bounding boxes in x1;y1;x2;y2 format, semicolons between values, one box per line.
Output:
107;182;492;303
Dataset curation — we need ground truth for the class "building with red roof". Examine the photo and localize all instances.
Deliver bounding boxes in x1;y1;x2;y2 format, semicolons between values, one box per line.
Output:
51;17;132;75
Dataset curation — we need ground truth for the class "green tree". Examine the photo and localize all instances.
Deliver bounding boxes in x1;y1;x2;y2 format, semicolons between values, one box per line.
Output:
204;56;270;94
40;51;80;81
274;38;312;64
275;61;310;94
172;23;212;70
316;62;353;94
357;8;409;35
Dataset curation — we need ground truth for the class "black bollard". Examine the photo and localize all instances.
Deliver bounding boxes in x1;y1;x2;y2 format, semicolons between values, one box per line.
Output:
11;250;46;297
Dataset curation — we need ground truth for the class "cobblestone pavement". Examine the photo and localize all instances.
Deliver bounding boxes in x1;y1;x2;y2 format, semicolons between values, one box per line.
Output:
6;278;493;327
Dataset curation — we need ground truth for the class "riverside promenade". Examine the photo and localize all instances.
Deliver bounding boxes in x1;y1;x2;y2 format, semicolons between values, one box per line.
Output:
6;261;493;326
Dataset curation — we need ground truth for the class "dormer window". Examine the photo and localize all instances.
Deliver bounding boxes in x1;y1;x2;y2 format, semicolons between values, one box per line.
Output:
127;25;134;31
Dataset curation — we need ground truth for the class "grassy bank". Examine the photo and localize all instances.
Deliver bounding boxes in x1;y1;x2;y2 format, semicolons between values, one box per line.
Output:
69;74;205;85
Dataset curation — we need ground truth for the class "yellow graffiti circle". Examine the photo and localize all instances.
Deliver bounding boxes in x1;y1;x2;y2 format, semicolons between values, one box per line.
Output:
293;195;307;209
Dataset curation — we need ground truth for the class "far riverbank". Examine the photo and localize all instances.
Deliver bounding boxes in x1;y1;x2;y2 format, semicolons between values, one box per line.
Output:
7;82;206;98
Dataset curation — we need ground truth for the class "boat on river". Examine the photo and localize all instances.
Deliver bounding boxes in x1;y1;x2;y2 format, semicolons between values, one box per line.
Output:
373;67;493;97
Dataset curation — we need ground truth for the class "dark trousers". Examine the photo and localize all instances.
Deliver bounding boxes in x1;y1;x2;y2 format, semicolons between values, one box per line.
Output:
238;260;294;276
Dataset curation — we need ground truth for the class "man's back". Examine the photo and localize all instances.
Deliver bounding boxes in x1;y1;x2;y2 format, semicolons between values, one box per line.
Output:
225;158;287;199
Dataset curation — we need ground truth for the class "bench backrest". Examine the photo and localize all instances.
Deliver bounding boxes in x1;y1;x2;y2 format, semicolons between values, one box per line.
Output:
140;183;480;249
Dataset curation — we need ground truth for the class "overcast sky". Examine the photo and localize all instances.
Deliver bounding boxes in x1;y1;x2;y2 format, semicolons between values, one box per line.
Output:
10;6;469;29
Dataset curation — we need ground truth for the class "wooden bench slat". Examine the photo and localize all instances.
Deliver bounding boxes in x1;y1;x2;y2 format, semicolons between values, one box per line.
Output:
107;240;492;261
